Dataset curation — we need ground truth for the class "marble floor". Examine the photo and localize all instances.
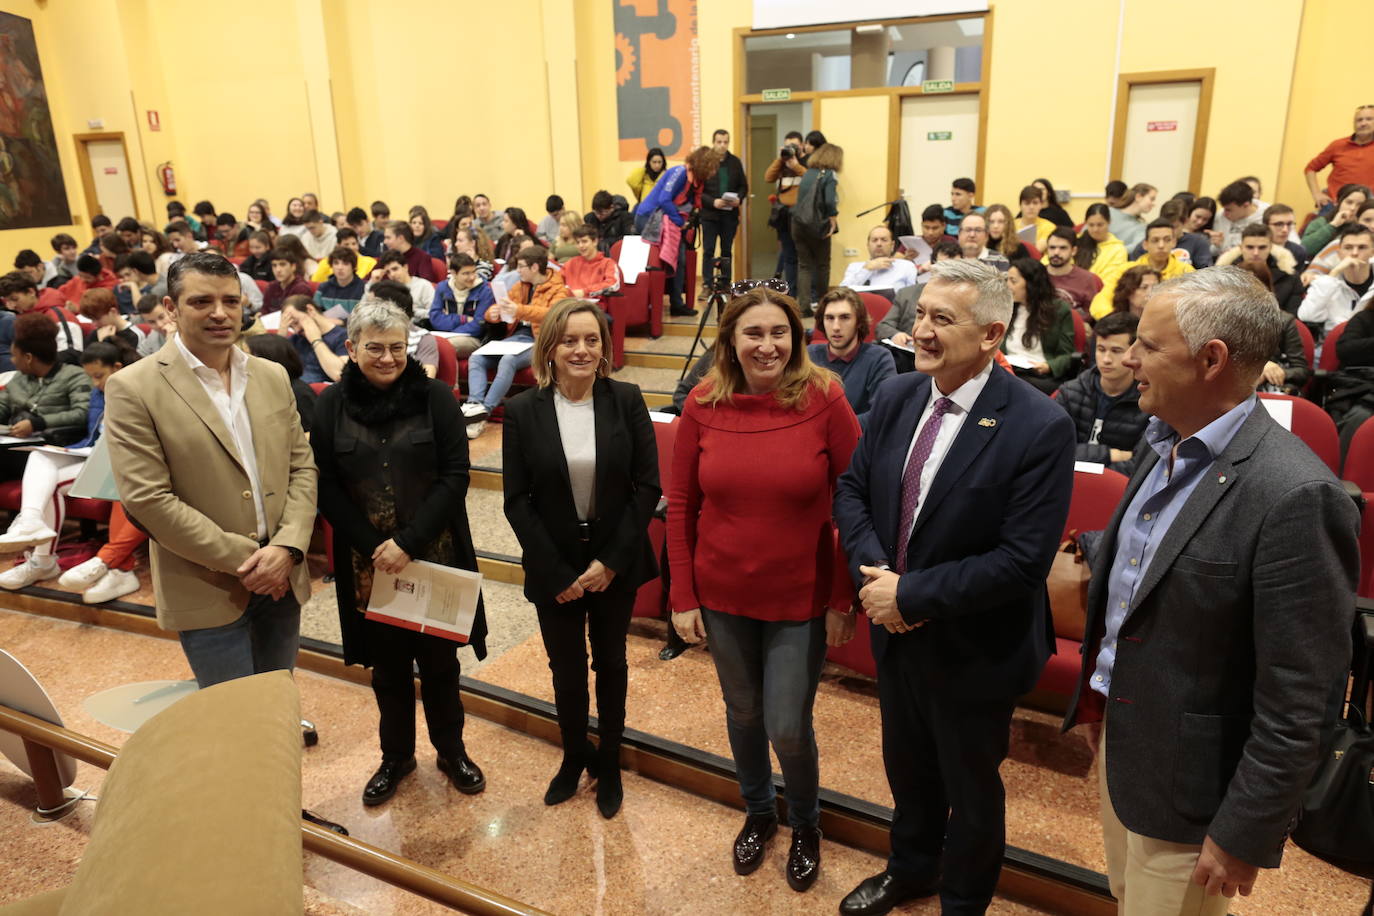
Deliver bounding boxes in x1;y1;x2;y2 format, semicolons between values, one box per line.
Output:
0;607;1054;915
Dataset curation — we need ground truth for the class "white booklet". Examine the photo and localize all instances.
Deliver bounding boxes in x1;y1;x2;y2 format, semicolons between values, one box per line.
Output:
68;438;117;500
366;559;483;643
471;339;533;357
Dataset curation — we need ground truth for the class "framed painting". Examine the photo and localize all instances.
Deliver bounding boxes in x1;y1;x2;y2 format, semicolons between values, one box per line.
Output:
0;12;70;229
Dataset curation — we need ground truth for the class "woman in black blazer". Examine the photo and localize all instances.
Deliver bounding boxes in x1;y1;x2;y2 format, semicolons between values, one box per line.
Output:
503;298;660;819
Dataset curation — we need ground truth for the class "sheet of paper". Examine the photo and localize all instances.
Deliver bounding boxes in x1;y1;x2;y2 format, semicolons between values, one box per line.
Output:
0;435;43;446
366;559;483;643
471;339;534;358
1259;396;1293;431
258;311;282;331
13;445;92;458
0;370;15;389
1017;223;1038;245
617;235;651;285
880;337;915;354
648;411;677;424
68;438;118;500
1005;353;1038;370
898;236;933;265
1073;461;1106;475
429;330;465;340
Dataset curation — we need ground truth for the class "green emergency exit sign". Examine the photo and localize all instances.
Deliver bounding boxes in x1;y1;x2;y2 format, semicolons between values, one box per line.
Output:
927;131;953;141
761;88;791;101
922;79;955;93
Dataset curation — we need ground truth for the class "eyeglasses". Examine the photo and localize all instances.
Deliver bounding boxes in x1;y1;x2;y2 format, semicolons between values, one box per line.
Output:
361;343;407;358
730;277;790;297
961;226;987;234
1268;220;1296;229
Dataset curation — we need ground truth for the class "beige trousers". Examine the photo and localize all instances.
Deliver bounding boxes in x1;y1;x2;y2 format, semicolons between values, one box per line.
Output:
1098;727;1230;916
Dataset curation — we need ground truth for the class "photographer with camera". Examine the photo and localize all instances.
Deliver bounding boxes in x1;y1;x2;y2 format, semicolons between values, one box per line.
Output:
765;132;806;298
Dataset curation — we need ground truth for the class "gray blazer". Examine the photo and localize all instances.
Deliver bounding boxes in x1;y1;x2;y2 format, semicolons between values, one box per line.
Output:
1063;405;1359;868
874;283;922;342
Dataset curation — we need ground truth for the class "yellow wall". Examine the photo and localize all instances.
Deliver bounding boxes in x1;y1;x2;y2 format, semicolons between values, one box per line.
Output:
814;95;892;262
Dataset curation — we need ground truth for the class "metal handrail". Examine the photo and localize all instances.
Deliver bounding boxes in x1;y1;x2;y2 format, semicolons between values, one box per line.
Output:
0;704;548;916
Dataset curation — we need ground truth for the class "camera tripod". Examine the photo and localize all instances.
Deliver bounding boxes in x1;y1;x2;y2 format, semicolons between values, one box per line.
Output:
680;258;732;379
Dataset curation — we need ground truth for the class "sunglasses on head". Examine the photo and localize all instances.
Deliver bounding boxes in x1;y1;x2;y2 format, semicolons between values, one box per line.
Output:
730;277;790;297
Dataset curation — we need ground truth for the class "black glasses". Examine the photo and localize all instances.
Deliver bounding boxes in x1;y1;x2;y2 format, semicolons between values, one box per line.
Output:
730;277;790;297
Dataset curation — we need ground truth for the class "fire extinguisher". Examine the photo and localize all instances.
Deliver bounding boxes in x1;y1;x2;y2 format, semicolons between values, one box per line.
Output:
157;161;176;196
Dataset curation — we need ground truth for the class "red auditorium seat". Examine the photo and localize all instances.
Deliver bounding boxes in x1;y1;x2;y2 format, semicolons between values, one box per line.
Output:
1340;416;1374;598
0;480;111;524
1258;392;1340;475
1070;307;1087;353
609;239;664;340
434;335;458;388
633;416;676;619
858;292;891;341
430;257;446;281
1319;320;1347;373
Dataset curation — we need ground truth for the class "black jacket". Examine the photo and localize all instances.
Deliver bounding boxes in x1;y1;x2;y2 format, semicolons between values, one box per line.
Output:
1054;367;1147;475
502;377;661;606
584;196;635;256
238;253;273;283
312;361;487;666
700;152;749;222
1334;306;1374;368
1274;316;1310;392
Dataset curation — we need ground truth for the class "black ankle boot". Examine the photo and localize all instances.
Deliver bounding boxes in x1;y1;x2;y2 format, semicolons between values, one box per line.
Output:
595;740;622;818
544;741;596;806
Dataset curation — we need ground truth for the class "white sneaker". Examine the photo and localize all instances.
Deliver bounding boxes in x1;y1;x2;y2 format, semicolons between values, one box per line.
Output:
57;556;109;591
0;556;59;590
0;512;57;553
465;420;486;440
460;402;489;419
82;568;140;604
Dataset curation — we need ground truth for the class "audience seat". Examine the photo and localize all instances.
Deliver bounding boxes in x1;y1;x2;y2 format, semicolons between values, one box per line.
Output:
433;335;457;388
1292;319;1316;395
1312;320;1347;405
430;257;446;281
633;415;675;619
608;239;664;339
1341;415;1374;598
309;382;329;394
0;480;112;525
1070;308;1087;353
1258;392;1340;475
858;292;892;342
255;280;269;295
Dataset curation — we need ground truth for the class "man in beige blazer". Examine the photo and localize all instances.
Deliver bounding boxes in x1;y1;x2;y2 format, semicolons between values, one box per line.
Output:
106;251;317;687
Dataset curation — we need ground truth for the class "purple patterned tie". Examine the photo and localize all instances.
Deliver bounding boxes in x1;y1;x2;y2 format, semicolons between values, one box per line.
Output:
894;397;953;573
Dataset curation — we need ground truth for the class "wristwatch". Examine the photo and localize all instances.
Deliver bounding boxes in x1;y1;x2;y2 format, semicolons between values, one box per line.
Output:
282;546;305;565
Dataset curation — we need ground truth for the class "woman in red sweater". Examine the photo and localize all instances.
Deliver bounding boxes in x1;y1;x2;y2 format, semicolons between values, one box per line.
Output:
668;282;860;894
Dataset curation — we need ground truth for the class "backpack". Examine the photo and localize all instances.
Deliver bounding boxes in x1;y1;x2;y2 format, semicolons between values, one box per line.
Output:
791;169;832;238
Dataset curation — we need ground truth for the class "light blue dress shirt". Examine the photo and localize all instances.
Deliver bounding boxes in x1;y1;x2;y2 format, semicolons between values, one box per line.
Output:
1091;395;1259;697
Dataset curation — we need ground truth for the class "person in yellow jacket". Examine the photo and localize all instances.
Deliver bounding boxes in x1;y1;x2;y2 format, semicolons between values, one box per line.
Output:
1091;217;1195;319
1017;185;1058;252
1077;204;1129;319
309;228;376;282
626;148;667;203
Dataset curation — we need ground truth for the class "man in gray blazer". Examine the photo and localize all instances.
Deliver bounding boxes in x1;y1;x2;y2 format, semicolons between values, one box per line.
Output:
1063;267;1359;912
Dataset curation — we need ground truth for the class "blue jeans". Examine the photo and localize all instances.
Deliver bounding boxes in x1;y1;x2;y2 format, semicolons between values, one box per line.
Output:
178;592;301;688
701;608;827;827
468;327;534;409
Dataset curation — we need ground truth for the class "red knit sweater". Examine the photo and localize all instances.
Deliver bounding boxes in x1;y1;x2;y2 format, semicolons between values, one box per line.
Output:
667;379;860;621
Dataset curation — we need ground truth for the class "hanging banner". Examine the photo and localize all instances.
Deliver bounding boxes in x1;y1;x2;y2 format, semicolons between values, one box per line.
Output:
614;0;700;160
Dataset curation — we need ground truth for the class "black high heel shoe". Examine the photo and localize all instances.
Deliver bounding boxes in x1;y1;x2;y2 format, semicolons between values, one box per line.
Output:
544;742;597;805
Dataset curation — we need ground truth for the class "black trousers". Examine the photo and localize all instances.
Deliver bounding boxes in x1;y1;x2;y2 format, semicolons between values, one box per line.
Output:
700;216;739;290
877;646;1016;916
792;222;832;307
368;619;466;761
535;588;635;758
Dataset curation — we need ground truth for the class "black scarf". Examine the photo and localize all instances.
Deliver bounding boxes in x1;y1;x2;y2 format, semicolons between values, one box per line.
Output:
339;358;430;425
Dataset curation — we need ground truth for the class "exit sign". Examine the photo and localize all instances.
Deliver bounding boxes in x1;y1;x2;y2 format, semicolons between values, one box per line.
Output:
922;79;954;94
927;131;953;141
761;88;791;101
1147;120;1178;132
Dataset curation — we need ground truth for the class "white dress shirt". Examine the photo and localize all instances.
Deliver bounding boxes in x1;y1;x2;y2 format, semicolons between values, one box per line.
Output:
903;360;994;535
841;257;918;291
175;335;267;540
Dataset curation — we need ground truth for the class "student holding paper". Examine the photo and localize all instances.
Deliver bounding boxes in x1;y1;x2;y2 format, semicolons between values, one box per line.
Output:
0;339;128;591
313;299;489;807
503;298;660;820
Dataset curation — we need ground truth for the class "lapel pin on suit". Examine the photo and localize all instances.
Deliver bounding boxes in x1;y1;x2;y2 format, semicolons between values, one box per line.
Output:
978;417;997;428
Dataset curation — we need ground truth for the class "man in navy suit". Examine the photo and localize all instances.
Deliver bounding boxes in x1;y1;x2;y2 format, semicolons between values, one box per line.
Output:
834;258;1076;915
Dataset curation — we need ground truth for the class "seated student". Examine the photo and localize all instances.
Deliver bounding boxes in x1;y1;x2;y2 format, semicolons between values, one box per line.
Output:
1015;185;1057;251
1303;199;1374;282
164;220;205;263
116;250;166;303
550;211;585;263
310;227;376;282
0;271;76;361
408;205;445;258
1231;261;1310;394
273;231;318;278
1031;177;1074;227
365;279;440;378
584;190;635;255
262;247;314;315
985;204;1037;261
192;200;218;239
1217;223;1304;315
1126;199;1213;268
280;295;347;383
473;193;507;243
96;232;130;276
1093;218;1194;319
79;288;144;349
55;254;118;308
873;239;963;355
1208;178;1265;253
373;248;435;320
493;207;534;265
382;219;438;282
536;195;565;247
1108;182;1157;251
461;246;570;437
48;233;80;286
1003;257;1075;393
0;311;91;458
362;200;390;256
562;225;620;299
113;217;142;252
914;202;956;252
82;214;112;256
840;225;918;291
344;206;372;247
141;227;177;278
1103;179;1130;209
277;196;308;239
1107;264;1160;318
1301;183;1369;255
1054;310;1146;475
246;333;318;433
805;287;895;423
135;292;177;356
943;177;983;235
452;226;495;281
212;213;244;256
13;249;55;290
1264;203;1308;271
314;246;367;314
429;252;495;358
1301;224;1374;334
298;209;338;264
0;337;127;591
1042;228;1103;318
490;236;551;298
